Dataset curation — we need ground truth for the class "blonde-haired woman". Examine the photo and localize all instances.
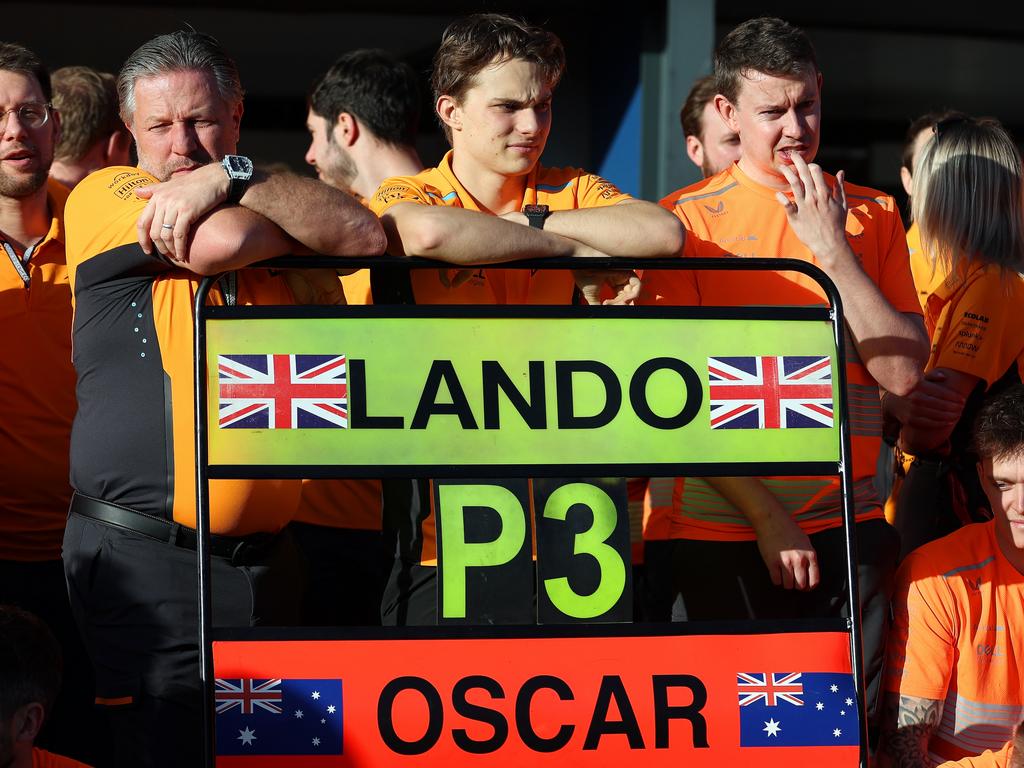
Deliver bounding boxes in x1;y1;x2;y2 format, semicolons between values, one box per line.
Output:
889;116;1024;557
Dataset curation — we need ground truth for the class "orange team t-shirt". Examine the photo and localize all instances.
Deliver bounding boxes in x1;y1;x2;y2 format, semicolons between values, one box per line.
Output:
0;180;78;561
923;259;1024;387
32;747;92;767
65;167;301;535
370;149;632;307
938;742;1013;768
885;522;1024;764
369;150;632;564
641;163;922;541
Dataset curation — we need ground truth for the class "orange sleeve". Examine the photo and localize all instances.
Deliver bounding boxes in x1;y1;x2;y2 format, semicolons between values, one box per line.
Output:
876;204;923;316
884;549;957;700
368;177;434;216
931;273;1024;386
575;172;633;208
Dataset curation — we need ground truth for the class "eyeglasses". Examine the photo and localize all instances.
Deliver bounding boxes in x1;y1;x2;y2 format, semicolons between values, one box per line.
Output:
932;115;972;144
0;103;52;129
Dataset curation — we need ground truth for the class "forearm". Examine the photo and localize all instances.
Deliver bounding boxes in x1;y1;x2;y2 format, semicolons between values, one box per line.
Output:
240;172;385;257
186;207;294;275
705;476;785;527
821;248;928;395
540;201;684;258
878;693;941;768
382;205;582;264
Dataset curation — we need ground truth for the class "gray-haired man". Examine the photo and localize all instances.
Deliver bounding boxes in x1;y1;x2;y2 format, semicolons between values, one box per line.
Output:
61;30;384;767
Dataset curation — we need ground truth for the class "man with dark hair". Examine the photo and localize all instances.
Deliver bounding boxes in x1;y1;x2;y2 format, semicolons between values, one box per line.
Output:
48;66;131;189
306;49;423;201
679;74;741;178
62;29;384;766
0;606;89;768
0;41;105;766
293;49;426;625
882;384;1024;766
369;13;682;623
643;15;928;729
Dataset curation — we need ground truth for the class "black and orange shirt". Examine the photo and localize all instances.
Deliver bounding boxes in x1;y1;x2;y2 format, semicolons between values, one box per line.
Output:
0;180;77;561
367;150;631;564
643;163;922;541
65;166;300;536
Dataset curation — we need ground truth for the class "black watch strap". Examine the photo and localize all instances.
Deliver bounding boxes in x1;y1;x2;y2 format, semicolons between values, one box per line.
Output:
524;204;550;229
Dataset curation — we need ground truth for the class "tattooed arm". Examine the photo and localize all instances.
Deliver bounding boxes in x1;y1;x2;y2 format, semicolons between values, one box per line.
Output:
877;692;943;767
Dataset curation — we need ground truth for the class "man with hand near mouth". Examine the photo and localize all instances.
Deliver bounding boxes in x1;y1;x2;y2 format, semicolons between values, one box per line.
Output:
642;16;928;733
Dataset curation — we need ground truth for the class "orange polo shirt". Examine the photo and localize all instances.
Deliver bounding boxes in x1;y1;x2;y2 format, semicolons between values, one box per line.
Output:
65;167;300;535
938;742;1013;768
642;163;921;541
0;180;77;561
369;150;632;563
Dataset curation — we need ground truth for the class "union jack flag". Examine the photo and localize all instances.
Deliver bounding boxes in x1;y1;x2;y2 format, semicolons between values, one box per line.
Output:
215;678;283;715
218;354;347;429
708;355;833;430
738;672;805;707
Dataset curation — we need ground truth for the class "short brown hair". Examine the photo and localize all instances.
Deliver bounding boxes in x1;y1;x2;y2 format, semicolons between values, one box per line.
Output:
52;66;123;162
714;17;817;106
0;42;50;101
680;75;717;142
431;13;565;142
971;384;1024;461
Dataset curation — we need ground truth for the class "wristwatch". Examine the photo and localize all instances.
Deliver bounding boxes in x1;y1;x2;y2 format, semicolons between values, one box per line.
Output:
523;204;550;229
221;155;254;205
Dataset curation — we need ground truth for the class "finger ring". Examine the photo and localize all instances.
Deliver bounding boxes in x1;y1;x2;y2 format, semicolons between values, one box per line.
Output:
162;223;174;229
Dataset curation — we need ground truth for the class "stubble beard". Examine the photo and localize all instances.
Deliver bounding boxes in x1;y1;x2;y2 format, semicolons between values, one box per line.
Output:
0;165;49;199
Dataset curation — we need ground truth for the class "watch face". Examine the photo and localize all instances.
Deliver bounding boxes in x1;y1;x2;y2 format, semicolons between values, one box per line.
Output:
225;155;253;177
524;204;549;216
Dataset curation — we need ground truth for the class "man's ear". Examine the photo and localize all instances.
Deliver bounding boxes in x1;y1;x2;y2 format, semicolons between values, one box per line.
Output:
334;112;359;148
685;135;704;170
106;130;133;166
715;94;739;134
49;106;62;150
230;100;244;144
13;702;45;744
436;94;461;134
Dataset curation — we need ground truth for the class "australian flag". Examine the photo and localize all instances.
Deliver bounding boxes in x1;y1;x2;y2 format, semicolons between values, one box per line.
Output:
215;678;343;756
708;355;834;430
218;354;348;429
738;672;859;747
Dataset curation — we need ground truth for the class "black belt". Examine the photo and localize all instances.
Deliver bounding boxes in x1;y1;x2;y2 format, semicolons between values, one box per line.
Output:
70;492;274;562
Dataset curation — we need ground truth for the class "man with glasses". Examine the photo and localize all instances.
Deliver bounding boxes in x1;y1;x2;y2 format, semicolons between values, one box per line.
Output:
0;42;104;766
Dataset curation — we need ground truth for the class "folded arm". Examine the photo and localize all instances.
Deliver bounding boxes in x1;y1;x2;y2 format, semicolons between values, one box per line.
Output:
885;368;975;455
136;163;386;274
379;203;607;263
504;199;684;258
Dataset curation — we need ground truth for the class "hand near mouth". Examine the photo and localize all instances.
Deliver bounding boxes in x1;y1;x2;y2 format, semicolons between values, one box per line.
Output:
774;153;850;269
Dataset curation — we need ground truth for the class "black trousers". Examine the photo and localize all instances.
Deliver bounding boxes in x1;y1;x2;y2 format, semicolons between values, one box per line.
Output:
62;512;303;768
0;558;110;767
670;519;900;729
288;522;390;626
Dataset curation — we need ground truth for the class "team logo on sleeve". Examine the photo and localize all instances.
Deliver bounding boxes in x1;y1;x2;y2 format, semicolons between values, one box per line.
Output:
708;356;833;430
218;354;348;429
